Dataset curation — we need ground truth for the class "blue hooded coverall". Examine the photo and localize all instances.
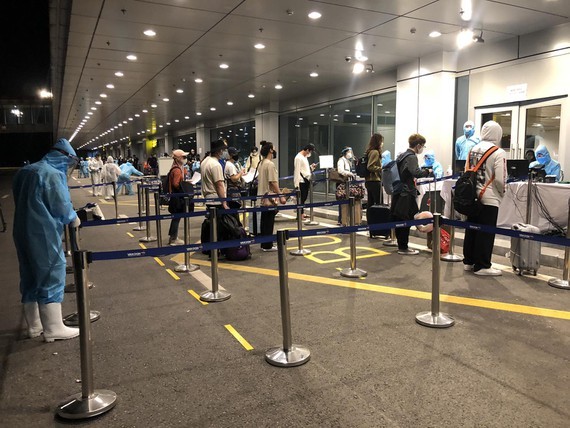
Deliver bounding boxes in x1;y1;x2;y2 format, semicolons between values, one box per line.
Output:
13;138;78;304
421;150;443;179
116;161;143;195
529;144;562;181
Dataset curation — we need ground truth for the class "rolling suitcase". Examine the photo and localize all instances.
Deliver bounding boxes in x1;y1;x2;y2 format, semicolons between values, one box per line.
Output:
510;223;540;276
367;205;391;238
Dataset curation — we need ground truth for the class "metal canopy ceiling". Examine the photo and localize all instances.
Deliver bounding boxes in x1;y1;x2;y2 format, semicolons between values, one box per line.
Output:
56;0;570;150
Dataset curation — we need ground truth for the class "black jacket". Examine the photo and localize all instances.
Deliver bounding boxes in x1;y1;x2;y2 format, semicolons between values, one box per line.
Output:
397;149;430;193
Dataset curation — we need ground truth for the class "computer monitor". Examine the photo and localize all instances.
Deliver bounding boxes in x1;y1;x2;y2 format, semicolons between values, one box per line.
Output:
507;159;530;180
454;159;466;174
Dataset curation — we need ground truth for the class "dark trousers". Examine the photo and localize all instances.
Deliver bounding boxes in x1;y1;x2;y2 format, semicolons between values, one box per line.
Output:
299;181;310;215
391;192;418;251
260;211;277;249
365;181;382;207
463;205;499;271
168;217;181;238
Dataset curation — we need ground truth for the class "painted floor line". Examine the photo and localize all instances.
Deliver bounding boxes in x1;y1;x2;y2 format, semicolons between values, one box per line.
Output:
187;267;227;292
185;259;570;321
187;289;208;305
165;268;180;280
224;324;254;351
139;243;147;250
154;257;165;267
126;232;134;238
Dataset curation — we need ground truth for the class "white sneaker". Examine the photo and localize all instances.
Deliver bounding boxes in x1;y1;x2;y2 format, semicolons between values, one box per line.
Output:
474;267;502;276
262;246;278;252
463;264;474;271
169;237;184;246
398;249;419;255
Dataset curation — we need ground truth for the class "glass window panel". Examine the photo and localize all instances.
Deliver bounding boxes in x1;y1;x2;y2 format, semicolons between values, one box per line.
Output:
374;92;397;161
482;111;512;151
210;121;255;165
524;104;560;161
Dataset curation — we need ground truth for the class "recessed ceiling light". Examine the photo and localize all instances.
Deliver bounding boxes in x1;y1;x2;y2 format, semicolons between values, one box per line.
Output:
210;107;216;111
219;63;229;69
184;116;190;119
345;109;350;112
123;120;127;124
174;119;179;122
91;107;97;110
176;89;184;93
128;118;133;121
142;109;148;113
385;110;391;114
352;62;365;74
114;126;118;129
158;125;163;128
313;122;318;125
106;83;114;89
310;72;319;77
377;103;383;106
126;54;137;61
146;129;150;132
299;117;304;120
254;43;265;49
88;112;93;115
429;31;442;38
275;83;283;90
95;101;102;105
308;11;322;19
248;93;255;98
194;78;203;83
166;122;171;125
100;93;107;98
163;98;169;102
196;112;202;116
143;29;156;37
227;101;234;106
118;124;123;127
151;104;157;108
115;71;124;77
135;113;140;117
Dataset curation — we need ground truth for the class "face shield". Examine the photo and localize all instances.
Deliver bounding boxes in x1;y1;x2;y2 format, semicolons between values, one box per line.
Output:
53;149;80;178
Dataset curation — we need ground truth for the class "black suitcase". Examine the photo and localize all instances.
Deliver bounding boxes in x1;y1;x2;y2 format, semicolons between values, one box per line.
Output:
367;205;391;238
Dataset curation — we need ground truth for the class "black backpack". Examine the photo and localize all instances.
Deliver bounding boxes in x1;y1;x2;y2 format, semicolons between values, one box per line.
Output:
453;146;498;217
355;154;369;178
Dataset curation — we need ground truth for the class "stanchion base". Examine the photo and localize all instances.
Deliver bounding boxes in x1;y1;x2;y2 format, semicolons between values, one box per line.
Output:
548;278;570;290
56;389;117;420
63;310;101;326
304;220;319;226
383;240;398;247
290;249;311;256
415;311;455;328
265;345;311;367
139;236;157;242
441;253;463;262
200;290;231;302
174;264;200;273
132;226;146;231
340;268;367;278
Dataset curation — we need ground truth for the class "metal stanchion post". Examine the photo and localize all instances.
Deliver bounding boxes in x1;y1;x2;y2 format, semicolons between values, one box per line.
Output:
112;181;119;219
139;187;156;242
56;249;116;419
200;206;231;302
304;180;319;226
325;169;329;202
548;198;570;290
153;190;162;247
383;193;398;246
340;197;367;278
291;190;311;256
133;182;146;231
526;172;533;224
416;213;455;328
265;230;311;367
175;197;200;273
441;189;462;262
64;226;72;257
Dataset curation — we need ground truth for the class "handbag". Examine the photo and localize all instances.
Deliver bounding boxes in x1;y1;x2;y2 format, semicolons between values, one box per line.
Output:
329;169;346;183
335;182;364;200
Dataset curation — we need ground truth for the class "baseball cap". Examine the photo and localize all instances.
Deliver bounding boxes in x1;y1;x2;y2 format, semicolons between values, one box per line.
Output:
228;147;240;156
172;149;189;158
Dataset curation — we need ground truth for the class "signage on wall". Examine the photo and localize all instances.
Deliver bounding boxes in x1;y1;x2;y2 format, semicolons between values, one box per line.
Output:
506;83;527;101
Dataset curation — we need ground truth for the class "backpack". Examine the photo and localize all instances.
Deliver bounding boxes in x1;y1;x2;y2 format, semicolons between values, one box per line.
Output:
224;227;252;261
453;146;499;217
382;152;413;195
355;154;369;178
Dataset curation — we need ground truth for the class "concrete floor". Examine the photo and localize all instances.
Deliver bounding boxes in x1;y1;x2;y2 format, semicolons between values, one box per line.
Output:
1;171;569;427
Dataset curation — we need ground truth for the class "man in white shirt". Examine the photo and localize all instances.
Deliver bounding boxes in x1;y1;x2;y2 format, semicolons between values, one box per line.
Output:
201;140;229;210
293;143;316;218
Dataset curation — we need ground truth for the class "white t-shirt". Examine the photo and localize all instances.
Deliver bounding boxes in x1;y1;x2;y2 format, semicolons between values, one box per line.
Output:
224;161;238;181
257;159;278;196
293;152;311;188
201;156;225;201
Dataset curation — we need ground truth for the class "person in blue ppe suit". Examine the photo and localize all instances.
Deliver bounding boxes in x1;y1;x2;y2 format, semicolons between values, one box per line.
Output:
381;150;392;167
80;158;90;178
421;150;443;179
116;160;144;195
455;120;480;160
529;144;562;181
13;138;81;342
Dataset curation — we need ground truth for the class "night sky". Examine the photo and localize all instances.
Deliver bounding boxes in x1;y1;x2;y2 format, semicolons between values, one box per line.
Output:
1;1;50;99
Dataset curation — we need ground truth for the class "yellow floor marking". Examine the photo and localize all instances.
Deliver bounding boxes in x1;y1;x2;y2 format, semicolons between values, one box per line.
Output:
224;324;254;351
186;259;570;321
294;235;342;249
187;289;208;305
126;232;134;238
139;243;147;250
304;246;389;264
154;257;165;267
166;269;180;280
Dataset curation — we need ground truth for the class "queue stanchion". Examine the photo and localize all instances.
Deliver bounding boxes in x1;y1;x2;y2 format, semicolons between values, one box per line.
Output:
441;190;462;262
112;181;119;219
526;171;533;224
340;197;367;278
200;206;231;302
133;181;146;231
548;198;570;290
153;190;163;247
139;186;156;242
56;247;116;419
415;213;455;328
304;180;319;226
265;229;311;367
383;194;398;246
175;197;199;273
64;225;100;325
64;226;72;257
291;190;311;256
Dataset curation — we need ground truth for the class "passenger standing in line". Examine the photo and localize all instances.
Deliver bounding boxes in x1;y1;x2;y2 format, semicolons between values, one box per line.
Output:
336;147;356;225
258;142;287;252
364;133;384;207
391;134;432;255
101;156;122;200
166;149;190;246
13;138;81;342
201;140;229;210
245;146;261;172
225;147;246;209
89;153;104;196
463;120;507;276
293;143;316;219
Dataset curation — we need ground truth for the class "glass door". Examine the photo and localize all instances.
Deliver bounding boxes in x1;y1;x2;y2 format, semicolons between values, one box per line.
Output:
475;105;520;159
518;100;562;164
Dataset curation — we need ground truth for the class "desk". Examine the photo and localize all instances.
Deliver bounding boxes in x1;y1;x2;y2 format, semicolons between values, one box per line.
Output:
440;180;570;233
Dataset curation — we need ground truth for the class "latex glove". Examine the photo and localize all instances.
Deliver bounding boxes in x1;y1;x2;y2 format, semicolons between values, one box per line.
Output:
72;216;81;228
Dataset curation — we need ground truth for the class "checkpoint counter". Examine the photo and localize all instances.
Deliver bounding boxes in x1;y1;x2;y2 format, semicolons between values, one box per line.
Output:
440;179;570;233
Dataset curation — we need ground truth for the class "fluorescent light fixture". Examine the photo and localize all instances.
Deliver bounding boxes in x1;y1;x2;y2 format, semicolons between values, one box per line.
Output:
126;54;137;61
310;71;319;77
460;0;472;21
115;71;124;77
352;62;365;74
457;29;474;49
429;31;442;38
308;11;321;19
254;43;265;49
219;63;229;69
194;78;203;83
143;29;156;37
176;89;184;93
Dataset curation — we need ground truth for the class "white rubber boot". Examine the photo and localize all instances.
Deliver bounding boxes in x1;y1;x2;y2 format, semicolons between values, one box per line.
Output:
23;302;43;338
38;303;79;343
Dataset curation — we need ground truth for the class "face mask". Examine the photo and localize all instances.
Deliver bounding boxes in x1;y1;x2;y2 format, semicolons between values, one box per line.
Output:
182;158;188;165
346;153;353;159
536;154;548;165
464;127;474;138
417;146;424;155
221;150;229;159
232;155;239;161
